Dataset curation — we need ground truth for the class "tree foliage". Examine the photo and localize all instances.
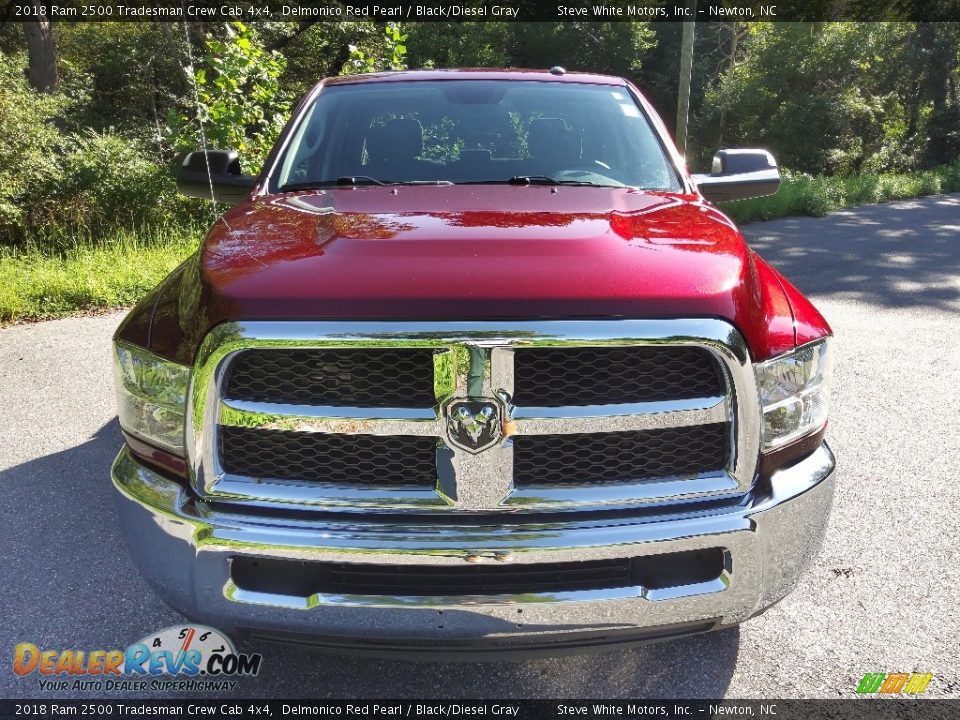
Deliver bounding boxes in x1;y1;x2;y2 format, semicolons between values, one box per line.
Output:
0;52;189;243
0;53;67;231
405;22;655;78
55;23;190;142
166;22;291;174
345;22;409;74
696;23;960;173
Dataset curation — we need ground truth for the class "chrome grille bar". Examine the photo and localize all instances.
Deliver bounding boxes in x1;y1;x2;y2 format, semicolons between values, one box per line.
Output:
216;396;729;436
509;397;729;435
187;319;759;513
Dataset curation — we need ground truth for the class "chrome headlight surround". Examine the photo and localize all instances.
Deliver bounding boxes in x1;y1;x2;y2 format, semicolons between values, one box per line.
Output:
113;341;190;455
755;338;832;452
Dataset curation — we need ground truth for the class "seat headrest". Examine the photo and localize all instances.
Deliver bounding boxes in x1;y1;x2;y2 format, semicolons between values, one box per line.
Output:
366;118;424;163
528;118;570;159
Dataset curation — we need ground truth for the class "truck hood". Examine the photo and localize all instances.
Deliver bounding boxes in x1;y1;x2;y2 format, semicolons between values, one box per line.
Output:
143;186;807;363
205;186;760;316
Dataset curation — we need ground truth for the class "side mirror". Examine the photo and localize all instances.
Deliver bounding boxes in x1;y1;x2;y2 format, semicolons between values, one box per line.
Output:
176;150;257;205
692;149;780;203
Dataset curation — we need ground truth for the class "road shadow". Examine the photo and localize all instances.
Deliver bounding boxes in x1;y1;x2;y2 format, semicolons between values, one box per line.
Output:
743;194;960;312
0;420;739;699
0;419;185;698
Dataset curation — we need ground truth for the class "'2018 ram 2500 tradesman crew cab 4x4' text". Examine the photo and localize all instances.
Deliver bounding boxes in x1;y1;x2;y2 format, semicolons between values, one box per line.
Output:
111;69;834;656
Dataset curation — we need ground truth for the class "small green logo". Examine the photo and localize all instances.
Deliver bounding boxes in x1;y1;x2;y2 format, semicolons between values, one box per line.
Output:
856;672;932;695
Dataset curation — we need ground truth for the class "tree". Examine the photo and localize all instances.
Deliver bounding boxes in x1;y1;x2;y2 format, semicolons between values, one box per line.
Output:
344;23;408;74
405;22;655;79
907;23;960;164
263;21;357;98
699;23;924;174
55;23;192;142
23;2;57;91
166;22;291;174
0;52;65;235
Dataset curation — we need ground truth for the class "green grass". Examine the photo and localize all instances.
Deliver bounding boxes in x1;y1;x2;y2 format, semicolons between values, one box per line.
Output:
1;162;959;325
0;225;199;324
720;161;960;224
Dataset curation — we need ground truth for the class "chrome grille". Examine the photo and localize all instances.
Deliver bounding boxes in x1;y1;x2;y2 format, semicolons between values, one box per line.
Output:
187;320;759;513
224;348;437;407
513;423;729;486
220;426;436;487
512;346;723;406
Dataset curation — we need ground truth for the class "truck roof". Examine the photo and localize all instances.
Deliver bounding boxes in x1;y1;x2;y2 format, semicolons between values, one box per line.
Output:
325;68;629;86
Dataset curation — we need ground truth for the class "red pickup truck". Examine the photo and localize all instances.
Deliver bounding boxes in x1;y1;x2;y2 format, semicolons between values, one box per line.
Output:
111;69;834;657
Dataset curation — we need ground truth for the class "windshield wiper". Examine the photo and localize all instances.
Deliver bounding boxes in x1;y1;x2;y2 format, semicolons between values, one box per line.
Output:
335;175;388;186
396;180;454;185
280;176;386;191
460;176;619;187
507;175;563;185
280;177;455;191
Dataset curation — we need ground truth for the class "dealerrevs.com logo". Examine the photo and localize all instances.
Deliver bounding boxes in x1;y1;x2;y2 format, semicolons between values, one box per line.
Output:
13;625;263;693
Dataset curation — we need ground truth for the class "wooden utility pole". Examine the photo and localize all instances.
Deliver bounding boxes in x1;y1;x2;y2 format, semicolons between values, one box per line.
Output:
676;8;696;156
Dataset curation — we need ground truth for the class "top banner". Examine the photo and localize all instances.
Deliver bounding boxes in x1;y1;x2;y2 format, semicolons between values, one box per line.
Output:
6;0;960;23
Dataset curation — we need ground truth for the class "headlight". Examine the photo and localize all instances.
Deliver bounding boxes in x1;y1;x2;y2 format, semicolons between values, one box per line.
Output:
755;338;831;452
113;341;190;455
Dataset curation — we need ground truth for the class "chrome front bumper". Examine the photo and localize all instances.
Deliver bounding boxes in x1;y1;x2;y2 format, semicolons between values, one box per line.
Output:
112;443;835;657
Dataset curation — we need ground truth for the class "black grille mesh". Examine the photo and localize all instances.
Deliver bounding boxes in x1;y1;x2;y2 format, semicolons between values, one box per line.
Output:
224;348;437;408
512;346;723;407
513;423;729;486
231;549;725;597
232;557;634;596
219;426;436;487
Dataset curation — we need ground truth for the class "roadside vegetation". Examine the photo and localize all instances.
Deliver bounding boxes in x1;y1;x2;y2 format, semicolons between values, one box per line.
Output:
721;161;960;224
0;225;199;323
0;21;958;323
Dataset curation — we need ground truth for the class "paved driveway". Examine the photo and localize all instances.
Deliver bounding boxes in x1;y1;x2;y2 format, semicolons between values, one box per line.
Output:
1;194;958;698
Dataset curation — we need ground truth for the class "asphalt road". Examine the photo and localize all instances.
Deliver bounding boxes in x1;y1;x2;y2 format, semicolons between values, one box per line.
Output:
2;194;959;699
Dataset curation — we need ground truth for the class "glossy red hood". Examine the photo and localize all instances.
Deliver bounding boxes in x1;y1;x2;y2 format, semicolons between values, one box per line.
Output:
137;186;822;364
204;186;766;319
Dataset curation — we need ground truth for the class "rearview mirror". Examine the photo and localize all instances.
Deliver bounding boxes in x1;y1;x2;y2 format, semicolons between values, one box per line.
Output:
692;149;780;203
177;150;257;205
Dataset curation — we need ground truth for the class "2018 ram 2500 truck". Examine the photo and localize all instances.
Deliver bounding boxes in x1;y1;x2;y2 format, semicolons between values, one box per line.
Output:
111;69;835;657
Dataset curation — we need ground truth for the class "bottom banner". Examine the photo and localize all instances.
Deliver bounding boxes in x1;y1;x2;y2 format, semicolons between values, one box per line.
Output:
0;700;957;720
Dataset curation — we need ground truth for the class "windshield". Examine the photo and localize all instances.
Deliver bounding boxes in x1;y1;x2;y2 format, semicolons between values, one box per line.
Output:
271;80;683;192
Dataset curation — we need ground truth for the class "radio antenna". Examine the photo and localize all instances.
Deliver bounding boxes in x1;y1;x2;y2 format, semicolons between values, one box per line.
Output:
180;17;220;217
